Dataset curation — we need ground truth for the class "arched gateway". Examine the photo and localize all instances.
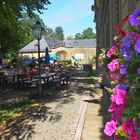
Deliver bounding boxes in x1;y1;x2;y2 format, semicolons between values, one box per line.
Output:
56;51;68;60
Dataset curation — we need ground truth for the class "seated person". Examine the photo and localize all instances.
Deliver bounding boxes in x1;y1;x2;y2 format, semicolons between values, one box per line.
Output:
30;57;38;68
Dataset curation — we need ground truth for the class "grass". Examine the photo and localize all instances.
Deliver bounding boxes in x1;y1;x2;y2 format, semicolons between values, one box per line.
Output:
0;99;40;123
87;70;97;84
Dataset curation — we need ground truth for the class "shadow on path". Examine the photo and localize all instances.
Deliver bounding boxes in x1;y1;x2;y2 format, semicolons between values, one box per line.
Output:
0;70;111;140
1;104;62;139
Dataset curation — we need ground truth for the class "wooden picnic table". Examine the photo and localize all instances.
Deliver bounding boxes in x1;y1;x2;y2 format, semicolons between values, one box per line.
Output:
34;72;56;84
55;71;71;85
0;73;21;87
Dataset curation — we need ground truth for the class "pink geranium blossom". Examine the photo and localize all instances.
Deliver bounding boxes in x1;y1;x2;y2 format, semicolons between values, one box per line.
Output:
128;132;138;140
114;36;118;42
115;136;119;140
107;59;120;72
104;120;117;136
121;119;133;135
108;102;125;118
111;88;126;105
107;46;116;58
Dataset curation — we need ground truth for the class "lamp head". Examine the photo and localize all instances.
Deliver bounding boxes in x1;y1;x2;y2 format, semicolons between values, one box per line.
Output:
32;21;44;39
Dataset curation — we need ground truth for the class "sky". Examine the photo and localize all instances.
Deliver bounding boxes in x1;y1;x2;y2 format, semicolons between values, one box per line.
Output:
39;0;95;37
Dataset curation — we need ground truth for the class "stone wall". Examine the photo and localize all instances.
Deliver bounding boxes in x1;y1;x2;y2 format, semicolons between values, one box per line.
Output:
93;0;140;68
20;47;96;65
94;0;140;51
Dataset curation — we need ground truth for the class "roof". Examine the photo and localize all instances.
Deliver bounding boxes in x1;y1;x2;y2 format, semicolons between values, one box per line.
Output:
43;35;63;48
19;35;96;53
19;35;63;53
19;36;50;53
64;39;96;48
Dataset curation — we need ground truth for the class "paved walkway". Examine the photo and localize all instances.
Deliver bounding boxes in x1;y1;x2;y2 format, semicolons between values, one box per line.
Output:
81;77;111;140
1;70;110;140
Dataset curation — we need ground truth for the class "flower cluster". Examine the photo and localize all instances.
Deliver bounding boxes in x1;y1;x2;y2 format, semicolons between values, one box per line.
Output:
102;9;140;140
97;48;106;69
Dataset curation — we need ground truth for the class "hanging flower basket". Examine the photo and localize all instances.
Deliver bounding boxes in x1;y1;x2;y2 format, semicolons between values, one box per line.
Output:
99;8;140;140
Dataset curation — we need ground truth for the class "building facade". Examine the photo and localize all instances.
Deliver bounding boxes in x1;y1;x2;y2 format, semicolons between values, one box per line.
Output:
93;0;140;57
19;35;96;64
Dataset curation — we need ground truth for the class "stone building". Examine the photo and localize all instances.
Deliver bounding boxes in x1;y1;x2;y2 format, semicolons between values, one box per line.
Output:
92;0;140;56
19;35;96;64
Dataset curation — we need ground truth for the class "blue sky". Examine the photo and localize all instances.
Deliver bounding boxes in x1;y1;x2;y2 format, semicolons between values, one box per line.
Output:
39;0;95;37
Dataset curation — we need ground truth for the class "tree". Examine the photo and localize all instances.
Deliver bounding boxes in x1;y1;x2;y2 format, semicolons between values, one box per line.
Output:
1;0;51;17
44;27;55;37
82;28;96;39
74;28;96;40
54;26;64;40
0;13;43;55
0;0;51;56
66;35;74;40
74;33;83;39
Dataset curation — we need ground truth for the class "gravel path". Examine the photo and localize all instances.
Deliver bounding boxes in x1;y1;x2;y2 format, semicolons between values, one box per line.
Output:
1;70;90;140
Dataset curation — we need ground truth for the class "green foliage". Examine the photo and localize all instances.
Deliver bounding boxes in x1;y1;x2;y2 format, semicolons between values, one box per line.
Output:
6;51;17;64
44;27;55;37
87;70;95;77
58;59;72;65
125;56;140;83
74;27;96;39
1;0;51;16
75;33;83;39
54;26;64;40
0;0;50;56
87;70;96;84
88;76;95;84
0;13;43;57
121;54;140;118
0;99;39;123
136;130;140;136
124;81;140;118
90;57;96;65
115;126;128;138
82;28;96;39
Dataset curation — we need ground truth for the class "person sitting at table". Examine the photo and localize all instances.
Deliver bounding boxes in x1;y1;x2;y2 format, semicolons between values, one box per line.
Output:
30;57;38;68
28;68;38;79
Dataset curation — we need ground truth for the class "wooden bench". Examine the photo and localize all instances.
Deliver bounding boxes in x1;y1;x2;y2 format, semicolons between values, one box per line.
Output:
23;79;39;88
47;79;61;89
60;76;69;85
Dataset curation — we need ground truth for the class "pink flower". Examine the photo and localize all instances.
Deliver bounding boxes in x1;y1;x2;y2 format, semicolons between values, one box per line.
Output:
108;102;125;118
114;36;118;42
115;136;119;140
121;119;133;135
111;88;126;105
107;59;120;72
107;46;116;58
134;34;140;42
128;132;138;140
104;120;117;136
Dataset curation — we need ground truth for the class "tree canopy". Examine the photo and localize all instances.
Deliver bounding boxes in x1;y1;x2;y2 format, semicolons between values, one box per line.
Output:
44;27;55;37
54;26;64;40
75;33;83;40
74;27;96;39
82;28;96;39
1;0;51;17
0;0;51;57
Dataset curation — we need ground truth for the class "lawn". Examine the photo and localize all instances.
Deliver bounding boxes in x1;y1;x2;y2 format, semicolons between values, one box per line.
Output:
0;99;40;123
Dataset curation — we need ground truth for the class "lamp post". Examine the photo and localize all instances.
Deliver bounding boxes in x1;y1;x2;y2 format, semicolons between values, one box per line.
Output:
32;21;44;96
